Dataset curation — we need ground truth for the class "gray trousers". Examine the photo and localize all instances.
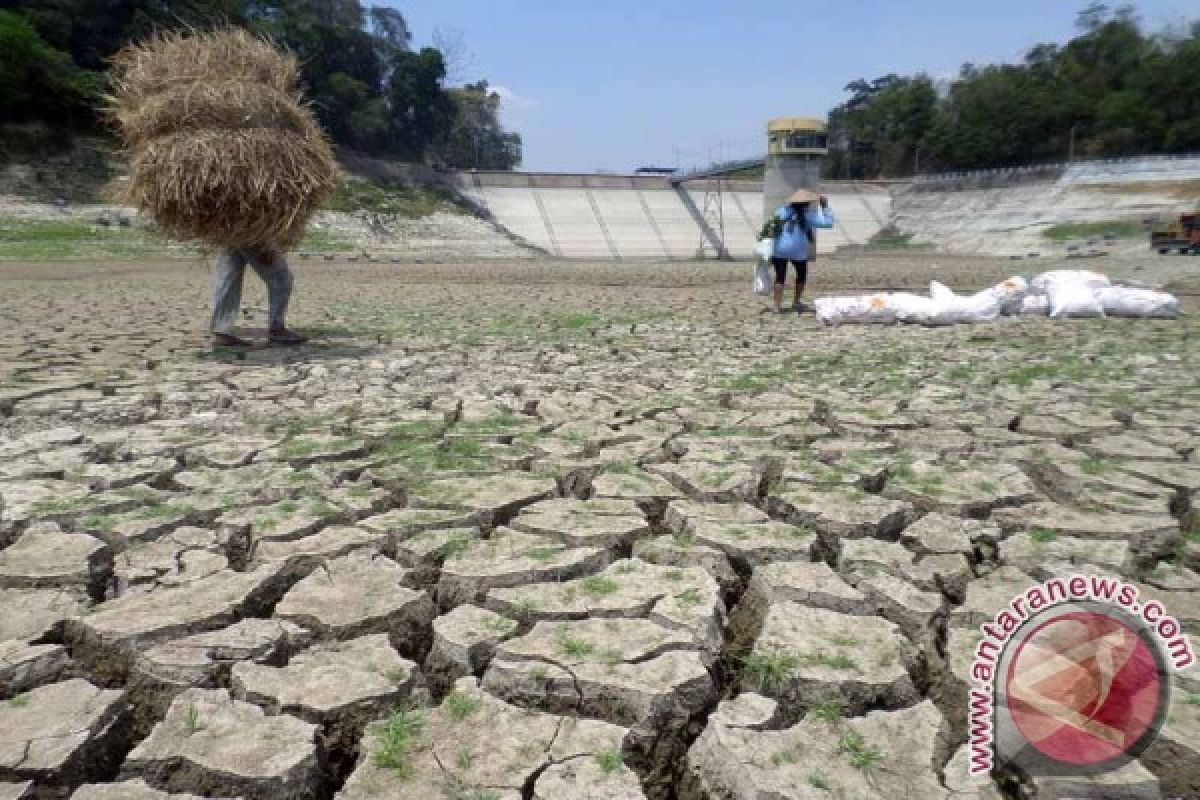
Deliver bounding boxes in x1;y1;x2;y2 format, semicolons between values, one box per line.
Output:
210;248;294;334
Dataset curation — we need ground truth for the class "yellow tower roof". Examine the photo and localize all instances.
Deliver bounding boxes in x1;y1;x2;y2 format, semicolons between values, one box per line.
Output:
767;117;826;133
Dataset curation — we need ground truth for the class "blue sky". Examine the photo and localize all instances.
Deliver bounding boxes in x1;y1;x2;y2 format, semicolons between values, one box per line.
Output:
389;0;1197;173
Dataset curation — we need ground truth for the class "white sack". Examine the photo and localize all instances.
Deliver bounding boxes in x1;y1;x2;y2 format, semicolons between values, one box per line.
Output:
890;292;937;325
754;237;774;261
928;281;1003;325
814;294;896;326
1095;287;1179;319
1018;294;1051;316
1048;282;1105;318
1030;270;1111;292
984;276;1031;315
753;259;773;296
929;280;956;302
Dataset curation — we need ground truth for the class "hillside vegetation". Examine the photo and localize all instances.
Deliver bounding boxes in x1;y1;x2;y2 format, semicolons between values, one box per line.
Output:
0;137;466;261
0;1;520;170
826;3;1200;179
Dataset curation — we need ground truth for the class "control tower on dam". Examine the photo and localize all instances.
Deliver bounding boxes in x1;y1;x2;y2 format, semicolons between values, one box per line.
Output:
762;117;828;219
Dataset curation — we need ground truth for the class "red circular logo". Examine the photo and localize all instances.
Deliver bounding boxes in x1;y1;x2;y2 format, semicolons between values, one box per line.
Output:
1004;610;1164;767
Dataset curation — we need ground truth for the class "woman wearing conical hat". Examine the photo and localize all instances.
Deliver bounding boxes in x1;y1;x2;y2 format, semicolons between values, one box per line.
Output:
767;189;834;314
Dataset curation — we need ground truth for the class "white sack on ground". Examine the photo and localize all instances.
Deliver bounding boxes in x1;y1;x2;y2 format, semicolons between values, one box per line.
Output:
815;292;944;326
815;295;896;326
927;281;1003;325
984;276;1030;315
890;293;937;325
1018;294;1051;316
1095;287;1179;318
1030;270;1111;292
812;271;1178;327
1048;281;1105;319
929;280;954;303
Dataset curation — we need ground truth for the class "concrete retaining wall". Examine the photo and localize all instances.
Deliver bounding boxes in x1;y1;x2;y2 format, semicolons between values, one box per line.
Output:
892;183;1194;257
891;155;1200;255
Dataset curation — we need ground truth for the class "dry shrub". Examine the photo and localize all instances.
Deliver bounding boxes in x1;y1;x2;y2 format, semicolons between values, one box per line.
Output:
109;28;335;249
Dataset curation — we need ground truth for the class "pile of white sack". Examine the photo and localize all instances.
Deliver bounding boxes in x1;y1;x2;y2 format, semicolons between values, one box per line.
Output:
813;270;1180;327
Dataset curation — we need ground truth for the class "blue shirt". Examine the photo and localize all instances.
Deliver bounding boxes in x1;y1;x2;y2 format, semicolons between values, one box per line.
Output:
773;205;834;261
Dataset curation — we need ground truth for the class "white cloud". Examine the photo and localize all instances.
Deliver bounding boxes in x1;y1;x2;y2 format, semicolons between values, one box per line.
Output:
490;85;539;112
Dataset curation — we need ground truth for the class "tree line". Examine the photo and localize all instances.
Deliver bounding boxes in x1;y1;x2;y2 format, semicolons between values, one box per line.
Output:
0;0;522;169
826;3;1200;179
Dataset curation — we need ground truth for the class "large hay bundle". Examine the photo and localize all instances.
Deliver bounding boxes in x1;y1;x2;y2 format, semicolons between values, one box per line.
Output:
113;80;315;144
109;29;336;249
109;28;301;112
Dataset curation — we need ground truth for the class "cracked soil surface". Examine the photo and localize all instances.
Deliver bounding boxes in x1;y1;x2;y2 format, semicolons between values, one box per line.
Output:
0;255;1197;799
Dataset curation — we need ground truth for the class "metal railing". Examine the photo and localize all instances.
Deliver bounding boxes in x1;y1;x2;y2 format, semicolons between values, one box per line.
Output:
668;157;764;185
656;150;1200;187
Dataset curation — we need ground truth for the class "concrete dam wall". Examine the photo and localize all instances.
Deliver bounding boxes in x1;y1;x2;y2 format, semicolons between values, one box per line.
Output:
451;172;892;260
448;155;1198;260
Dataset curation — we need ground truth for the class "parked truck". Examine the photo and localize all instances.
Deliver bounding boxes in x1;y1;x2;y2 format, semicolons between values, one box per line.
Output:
1151;212;1200;254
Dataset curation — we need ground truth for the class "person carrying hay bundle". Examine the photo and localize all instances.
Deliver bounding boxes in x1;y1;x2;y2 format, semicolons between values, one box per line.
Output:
109;28;337;347
209;245;302;346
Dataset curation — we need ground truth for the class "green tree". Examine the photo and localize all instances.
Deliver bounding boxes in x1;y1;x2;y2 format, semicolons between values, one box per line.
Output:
0;10;98;128
830;3;1199;174
384;47;455;160
14;0;246;70
368;6;411;56
436;81;522;169
826;75;935;178
285;21;386;148
1;0;521;165
1133;26;1200;152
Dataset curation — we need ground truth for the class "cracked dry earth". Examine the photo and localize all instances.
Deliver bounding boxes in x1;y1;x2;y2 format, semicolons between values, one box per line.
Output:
0;257;1197;800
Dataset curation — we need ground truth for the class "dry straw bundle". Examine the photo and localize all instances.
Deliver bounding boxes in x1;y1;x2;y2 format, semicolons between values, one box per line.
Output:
109;28;336;249
113;80;316;143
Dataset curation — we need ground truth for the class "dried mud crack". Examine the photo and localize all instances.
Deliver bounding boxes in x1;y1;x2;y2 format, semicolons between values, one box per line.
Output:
0;257;1198;799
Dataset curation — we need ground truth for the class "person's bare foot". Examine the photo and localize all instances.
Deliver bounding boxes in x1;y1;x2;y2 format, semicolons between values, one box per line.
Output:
268;328;308;346
212;332;251;348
